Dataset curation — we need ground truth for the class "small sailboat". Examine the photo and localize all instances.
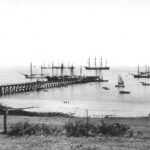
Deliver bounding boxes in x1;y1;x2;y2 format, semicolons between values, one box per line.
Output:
115;75;125;88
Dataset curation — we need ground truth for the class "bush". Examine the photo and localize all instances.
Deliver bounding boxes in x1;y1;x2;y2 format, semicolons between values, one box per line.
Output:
8;120;132;137
64;120;90;137
64;120;131;137
91;121;130;136
9;121;61;136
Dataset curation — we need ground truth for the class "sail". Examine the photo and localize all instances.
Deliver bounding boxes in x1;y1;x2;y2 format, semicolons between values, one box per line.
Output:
118;75;124;85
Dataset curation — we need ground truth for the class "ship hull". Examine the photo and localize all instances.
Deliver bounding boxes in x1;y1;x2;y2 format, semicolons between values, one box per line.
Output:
85;67;110;70
119;91;130;94
115;85;125;88
133;75;150;78
142;83;150;86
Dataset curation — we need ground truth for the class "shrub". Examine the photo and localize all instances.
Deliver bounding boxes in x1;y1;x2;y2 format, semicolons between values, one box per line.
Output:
9;121;61;136
91;121;130;136
8;120;132;137
64;120;131;137
64;120;90;137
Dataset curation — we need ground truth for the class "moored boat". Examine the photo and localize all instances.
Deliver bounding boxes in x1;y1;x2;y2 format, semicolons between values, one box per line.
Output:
102;87;110;90
142;82;150;86
132;65;150;78
119;91;130;94
115;75;125;88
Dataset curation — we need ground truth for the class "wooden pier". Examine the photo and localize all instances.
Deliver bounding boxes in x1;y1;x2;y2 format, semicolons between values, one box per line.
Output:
0;77;97;96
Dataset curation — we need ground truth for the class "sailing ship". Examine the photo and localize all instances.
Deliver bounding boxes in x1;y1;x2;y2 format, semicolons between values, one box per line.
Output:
19;63;46;79
85;66;110;70
115;75;125;87
85;57;110;70
132;65;150;78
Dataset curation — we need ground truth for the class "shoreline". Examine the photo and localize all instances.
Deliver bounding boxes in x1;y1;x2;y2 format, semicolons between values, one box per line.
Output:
0;109;73;117
1;109;150;119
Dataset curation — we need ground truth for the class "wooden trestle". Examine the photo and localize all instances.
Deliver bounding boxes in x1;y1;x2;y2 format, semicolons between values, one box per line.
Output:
0;77;94;96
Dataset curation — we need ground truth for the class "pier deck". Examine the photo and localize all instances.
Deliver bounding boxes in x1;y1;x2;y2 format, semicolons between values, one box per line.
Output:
0;76;102;96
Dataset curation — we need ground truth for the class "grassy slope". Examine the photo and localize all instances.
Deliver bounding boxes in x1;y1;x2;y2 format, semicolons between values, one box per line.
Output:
0;116;150;150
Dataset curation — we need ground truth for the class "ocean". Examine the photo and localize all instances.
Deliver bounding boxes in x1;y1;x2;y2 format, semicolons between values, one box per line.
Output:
0;66;150;118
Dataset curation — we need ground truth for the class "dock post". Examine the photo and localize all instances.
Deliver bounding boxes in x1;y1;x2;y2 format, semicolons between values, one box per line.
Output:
3;109;8;134
86;109;89;137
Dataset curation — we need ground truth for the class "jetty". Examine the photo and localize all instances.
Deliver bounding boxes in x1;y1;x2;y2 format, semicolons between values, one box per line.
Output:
0;76;103;96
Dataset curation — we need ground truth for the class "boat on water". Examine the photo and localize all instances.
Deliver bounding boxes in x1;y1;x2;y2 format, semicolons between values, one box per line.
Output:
84;57;110;70
119;91;130;94
100;79;109;82
43;89;49;92
102;87;110;90
132;65;150;78
133;74;150;78
142;82;150;86
96;78;108;82
140;81;145;84
141;76;150;85
19;63;46;79
85;66;110;70
115;75;125;88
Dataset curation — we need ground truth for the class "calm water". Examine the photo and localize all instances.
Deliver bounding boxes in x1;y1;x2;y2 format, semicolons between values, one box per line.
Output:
0;66;150;117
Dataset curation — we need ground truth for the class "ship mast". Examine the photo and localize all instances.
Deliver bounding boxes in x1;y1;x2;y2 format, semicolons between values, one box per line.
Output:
94;56;97;67
101;56;103;67
95;56;97;77
40;65;43;76
145;65;147;73
88;57;90;67
80;66;82;77
105;58;107;67
52;62;54;77
70;64;74;76
137;65;139;76
60;63;64;77
30;62;33;79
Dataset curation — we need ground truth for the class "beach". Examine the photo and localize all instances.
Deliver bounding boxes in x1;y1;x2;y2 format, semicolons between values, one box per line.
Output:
0;115;150;150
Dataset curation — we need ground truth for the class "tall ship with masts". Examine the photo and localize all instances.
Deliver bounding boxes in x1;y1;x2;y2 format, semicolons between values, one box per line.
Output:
132;65;150;78
85;57;110;70
84;57;110;82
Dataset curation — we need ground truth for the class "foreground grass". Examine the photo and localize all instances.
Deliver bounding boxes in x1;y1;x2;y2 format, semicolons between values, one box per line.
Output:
1;134;150;150
1;115;150;149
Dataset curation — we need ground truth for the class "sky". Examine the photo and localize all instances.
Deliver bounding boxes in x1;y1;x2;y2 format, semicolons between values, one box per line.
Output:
0;0;150;67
